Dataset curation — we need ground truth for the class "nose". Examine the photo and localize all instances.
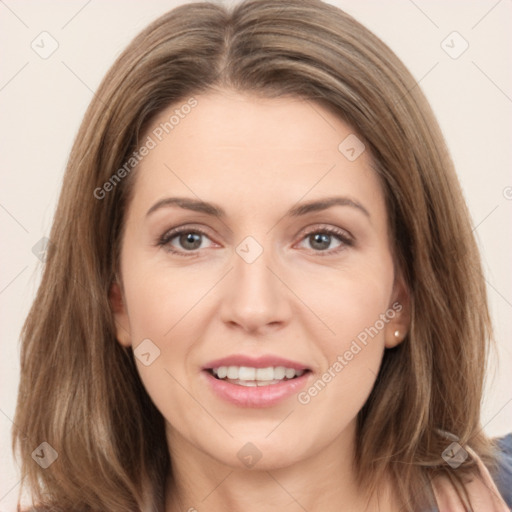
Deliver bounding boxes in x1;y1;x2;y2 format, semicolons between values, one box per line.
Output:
219;241;291;335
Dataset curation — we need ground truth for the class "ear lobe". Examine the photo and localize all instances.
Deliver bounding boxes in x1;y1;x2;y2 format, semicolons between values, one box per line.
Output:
109;281;132;347
384;273;411;349
385;326;406;349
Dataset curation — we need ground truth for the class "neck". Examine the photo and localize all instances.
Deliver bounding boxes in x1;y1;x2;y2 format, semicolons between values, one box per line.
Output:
164;421;398;512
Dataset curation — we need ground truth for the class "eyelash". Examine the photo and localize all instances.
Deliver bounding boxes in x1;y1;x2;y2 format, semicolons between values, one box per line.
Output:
156;225;354;257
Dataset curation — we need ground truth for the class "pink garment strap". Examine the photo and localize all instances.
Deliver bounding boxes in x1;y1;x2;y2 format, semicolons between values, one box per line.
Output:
432;444;509;511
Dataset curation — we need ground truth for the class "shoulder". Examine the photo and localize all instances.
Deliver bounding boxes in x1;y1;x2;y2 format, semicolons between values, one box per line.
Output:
493;432;512;508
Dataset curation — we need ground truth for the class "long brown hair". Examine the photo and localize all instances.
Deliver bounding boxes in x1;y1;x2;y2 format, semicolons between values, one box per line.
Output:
12;1;497;510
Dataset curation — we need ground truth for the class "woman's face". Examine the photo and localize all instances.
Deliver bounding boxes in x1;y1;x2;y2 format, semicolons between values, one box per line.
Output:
111;90;409;470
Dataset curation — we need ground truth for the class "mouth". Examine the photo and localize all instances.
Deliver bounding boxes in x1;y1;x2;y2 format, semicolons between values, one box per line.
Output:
201;358;312;407
206;366;310;387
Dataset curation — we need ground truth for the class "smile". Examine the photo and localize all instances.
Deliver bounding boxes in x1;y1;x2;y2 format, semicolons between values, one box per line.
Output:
209;366;306;386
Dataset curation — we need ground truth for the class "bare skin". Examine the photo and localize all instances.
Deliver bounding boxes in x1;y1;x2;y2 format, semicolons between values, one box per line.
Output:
110;89;411;511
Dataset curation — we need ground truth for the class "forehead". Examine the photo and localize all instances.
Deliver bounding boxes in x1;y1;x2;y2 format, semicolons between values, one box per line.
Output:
129;90;385;221
146;90;358;158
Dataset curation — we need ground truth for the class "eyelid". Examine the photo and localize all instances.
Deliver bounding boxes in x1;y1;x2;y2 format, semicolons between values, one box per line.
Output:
300;223;353;241
159;223;213;239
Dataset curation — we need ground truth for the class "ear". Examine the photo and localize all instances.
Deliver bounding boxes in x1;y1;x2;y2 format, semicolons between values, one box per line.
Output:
384;272;411;349
109;279;132;347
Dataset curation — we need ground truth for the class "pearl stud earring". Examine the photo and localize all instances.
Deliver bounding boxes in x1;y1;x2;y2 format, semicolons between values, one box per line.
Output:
394;330;400;338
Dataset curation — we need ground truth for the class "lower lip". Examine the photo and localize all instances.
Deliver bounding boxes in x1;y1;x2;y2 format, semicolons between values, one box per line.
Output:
202;370;311;408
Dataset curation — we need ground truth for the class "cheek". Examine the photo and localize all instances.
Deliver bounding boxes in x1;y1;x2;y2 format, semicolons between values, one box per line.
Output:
122;255;192;338
119;256;210;411
296;260;393;404
122;269;203;434
300;258;394;345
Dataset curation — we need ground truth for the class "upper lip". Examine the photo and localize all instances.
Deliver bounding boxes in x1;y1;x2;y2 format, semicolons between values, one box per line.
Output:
203;355;310;371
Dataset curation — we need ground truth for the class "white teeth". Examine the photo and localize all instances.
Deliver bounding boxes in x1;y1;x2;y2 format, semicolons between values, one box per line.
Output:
285;368;296;379
216;366;228;379
255;380;276;386
256;367;274;380
274;366;286;379
238;366;256;380
211;365;306;382
227;366;238;379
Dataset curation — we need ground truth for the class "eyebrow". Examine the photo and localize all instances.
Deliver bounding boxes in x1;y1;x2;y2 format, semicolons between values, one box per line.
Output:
146;196;370;219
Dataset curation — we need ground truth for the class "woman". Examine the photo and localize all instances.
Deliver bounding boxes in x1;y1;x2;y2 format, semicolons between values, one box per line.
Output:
12;0;511;510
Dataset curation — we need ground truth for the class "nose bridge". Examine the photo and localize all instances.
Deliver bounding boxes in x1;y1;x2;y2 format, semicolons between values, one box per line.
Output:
221;233;289;331
234;234;279;307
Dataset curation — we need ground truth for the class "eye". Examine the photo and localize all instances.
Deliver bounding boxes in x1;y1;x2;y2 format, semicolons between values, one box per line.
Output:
157;226;216;256
296;225;353;255
157;224;353;257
